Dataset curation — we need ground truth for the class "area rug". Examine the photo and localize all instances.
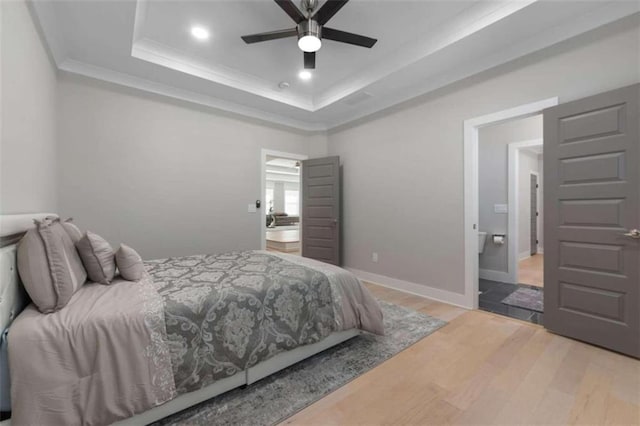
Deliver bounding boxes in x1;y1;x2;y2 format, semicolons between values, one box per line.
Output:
153;300;446;426
501;287;544;312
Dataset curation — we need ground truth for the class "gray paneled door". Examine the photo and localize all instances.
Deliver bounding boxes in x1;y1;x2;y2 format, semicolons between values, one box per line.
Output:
301;156;340;265
544;84;639;358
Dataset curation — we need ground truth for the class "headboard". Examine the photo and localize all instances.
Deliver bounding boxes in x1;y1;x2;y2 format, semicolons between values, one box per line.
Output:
0;213;57;332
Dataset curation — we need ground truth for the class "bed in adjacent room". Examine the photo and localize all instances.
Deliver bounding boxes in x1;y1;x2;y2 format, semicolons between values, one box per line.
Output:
0;214;384;426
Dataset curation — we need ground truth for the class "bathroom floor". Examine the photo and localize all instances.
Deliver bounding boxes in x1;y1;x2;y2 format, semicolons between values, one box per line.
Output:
479;279;543;325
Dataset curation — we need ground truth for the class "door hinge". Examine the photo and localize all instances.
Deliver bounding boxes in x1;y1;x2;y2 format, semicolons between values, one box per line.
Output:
536;184;539;189
536;239;539;244
536;212;539;217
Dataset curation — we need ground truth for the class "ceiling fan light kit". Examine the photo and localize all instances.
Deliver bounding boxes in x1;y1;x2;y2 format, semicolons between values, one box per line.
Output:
297;20;322;52
241;0;377;70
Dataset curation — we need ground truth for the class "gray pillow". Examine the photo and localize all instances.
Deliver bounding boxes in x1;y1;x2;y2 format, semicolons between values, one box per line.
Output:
115;244;145;281
76;231;116;284
61;218;82;244
17;218;88;313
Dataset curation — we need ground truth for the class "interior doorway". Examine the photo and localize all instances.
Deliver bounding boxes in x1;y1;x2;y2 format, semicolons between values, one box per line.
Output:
508;139;544;289
260;150;307;255
463;98;558;324
476;115;544;324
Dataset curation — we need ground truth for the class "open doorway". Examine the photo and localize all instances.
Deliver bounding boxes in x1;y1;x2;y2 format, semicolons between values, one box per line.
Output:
477;114;544;324
513;144;544;289
261;152;306;255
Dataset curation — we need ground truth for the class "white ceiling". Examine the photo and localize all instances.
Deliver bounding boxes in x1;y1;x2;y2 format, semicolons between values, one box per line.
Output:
32;0;639;131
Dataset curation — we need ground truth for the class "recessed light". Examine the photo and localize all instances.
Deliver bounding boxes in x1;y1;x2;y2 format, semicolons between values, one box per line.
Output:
298;70;312;81
278;81;290;89
191;26;209;40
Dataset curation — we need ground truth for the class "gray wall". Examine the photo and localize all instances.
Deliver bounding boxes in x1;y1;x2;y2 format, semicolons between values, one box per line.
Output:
478;115;542;274
1;1;58;214
56;74;327;259
327;16;639;295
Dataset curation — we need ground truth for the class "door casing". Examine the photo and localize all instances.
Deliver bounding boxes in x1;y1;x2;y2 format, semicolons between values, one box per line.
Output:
464;98;558;309
260;149;308;251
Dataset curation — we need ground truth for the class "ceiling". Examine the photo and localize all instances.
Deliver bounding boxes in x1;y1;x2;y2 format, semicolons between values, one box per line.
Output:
266;156;300;183
32;0;639;131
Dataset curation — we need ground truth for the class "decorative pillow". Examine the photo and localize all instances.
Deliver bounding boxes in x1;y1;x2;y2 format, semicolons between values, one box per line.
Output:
115;244;145;281
76;232;116;284
61;218;83;244
17;218;88;313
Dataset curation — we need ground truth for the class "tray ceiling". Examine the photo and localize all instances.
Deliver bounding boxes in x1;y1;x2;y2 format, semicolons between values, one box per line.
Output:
32;0;639;131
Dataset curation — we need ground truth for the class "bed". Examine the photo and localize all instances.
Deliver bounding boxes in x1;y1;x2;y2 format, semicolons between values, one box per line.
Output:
0;214;384;426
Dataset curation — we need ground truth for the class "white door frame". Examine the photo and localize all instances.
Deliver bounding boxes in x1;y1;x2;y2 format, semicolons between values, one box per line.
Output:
260;149;308;250
508;139;543;284
463;97;557;309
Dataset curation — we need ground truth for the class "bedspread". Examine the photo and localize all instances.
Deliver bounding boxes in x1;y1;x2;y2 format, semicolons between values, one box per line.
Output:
8;251;383;425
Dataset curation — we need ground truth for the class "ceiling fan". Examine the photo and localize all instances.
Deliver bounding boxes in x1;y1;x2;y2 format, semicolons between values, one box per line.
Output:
241;0;377;70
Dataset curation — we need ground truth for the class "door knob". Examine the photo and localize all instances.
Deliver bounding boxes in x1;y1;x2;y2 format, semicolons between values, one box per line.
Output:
623;229;640;239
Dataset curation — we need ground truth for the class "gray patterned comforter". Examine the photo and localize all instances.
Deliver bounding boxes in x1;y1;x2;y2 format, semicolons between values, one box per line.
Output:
145;251;384;395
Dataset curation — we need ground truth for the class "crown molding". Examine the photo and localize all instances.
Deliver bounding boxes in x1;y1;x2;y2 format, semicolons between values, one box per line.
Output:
58;59;327;132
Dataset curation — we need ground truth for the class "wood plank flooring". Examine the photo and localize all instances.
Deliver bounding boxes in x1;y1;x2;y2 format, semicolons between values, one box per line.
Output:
518;254;544;288
282;283;639;425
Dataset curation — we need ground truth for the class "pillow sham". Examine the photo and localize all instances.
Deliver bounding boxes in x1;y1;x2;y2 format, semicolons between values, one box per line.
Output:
61;218;83;244
115;244;145;281
17;217;87;313
76;231;116;284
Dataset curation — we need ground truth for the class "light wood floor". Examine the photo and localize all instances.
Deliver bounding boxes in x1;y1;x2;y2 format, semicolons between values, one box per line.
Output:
283;283;640;425
518;254;544;288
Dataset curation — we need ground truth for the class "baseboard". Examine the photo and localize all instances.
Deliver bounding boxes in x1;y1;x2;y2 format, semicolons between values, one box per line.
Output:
519;251;531;261
479;268;511;283
346;267;471;309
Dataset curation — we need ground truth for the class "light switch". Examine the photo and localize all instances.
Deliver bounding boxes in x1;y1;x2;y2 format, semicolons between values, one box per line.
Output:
494;204;508;214
248;204;257;213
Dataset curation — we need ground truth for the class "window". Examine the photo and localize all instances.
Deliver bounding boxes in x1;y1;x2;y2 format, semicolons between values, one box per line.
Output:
285;190;299;216
265;188;274;212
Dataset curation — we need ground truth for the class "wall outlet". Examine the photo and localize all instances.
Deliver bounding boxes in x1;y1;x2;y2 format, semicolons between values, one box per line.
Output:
372;252;379;263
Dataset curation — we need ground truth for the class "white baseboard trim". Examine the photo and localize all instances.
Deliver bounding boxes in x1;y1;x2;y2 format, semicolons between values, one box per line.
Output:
346;267;471;309
519;251;531;261
479;268;512;283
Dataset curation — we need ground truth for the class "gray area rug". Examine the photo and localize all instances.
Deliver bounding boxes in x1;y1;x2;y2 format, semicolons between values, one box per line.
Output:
154;300;446;426
502;287;544;312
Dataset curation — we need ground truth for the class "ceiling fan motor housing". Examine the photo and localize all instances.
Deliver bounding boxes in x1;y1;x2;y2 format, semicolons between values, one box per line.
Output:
297;19;322;41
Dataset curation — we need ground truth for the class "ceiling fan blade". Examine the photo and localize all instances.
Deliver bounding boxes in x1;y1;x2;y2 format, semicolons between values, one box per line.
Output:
313;0;349;25
322;27;377;48
274;0;306;23
304;51;316;69
241;28;297;44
